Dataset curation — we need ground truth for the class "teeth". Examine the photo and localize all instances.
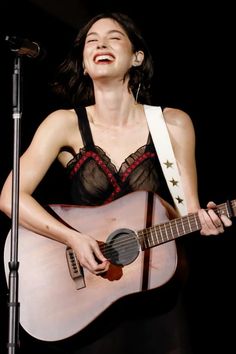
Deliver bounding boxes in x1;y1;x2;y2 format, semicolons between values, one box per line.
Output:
95;55;113;63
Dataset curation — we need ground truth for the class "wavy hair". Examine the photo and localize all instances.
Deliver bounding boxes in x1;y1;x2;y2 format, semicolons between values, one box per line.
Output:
52;12;154;106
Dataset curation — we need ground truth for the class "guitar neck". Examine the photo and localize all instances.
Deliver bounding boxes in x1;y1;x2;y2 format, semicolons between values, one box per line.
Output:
138;199;236;250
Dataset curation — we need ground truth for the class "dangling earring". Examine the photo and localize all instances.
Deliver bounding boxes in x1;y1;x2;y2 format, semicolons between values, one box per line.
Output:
135;83;141;104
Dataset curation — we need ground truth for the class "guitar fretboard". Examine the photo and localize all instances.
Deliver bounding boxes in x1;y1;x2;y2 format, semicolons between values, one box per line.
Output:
138;200;236;250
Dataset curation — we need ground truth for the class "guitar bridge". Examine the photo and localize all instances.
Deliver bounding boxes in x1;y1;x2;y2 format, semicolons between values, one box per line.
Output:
66;247;85;290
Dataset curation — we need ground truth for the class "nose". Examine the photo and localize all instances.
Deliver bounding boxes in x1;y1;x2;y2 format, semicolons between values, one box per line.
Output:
97;44;107;49
96;38;108;49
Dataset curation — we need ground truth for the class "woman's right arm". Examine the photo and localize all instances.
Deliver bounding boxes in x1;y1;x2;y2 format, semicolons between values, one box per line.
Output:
0;110;109;274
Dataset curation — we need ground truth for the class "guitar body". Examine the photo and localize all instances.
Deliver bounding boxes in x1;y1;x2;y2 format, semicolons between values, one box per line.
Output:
4;191;177;341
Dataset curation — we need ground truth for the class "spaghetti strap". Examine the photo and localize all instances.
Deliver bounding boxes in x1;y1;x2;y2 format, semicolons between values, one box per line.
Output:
74;106;95;150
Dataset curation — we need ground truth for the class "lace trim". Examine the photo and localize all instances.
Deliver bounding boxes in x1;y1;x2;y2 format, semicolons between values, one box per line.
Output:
67;144;157;203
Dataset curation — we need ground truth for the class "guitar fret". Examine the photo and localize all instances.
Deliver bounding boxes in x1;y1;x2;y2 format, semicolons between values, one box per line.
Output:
172;219;179;237
154;228;159;245
142;231;149;248
159;225;165;243
163;223;168;242
176;218;184;235
181;217;186;234
149;228;155;247
187;216;192;232
169;221;174;239
143;230;150;248
191;217;196;230
184;217;191;234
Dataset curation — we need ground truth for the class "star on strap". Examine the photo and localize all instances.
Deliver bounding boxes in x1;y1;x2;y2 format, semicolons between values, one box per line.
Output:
164;160;173;168
169;178;178;186
176;196;184;204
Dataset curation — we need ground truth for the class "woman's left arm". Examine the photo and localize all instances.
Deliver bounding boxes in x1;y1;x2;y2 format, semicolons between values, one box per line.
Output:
163;107;232;236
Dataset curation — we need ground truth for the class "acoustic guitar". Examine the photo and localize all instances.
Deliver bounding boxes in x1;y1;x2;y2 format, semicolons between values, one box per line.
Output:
4;190;235;341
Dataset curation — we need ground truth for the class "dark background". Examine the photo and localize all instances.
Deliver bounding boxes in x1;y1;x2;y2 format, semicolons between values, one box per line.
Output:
0;1;235;353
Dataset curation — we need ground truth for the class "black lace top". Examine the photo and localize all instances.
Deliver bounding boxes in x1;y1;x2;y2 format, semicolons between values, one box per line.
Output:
64;106;174;207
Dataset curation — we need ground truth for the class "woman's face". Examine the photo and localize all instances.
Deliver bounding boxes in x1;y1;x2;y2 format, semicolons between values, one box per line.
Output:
83;18;137;81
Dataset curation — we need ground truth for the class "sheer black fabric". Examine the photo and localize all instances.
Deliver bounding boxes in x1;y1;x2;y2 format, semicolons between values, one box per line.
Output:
64;106;174;207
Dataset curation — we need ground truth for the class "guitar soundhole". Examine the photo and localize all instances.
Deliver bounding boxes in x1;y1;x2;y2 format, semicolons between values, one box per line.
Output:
106;228;139;266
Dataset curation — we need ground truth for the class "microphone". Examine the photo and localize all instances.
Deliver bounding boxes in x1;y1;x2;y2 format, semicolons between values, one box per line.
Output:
5;35;45;59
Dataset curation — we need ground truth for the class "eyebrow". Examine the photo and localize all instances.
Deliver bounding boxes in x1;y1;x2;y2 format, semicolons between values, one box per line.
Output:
86;30;126;37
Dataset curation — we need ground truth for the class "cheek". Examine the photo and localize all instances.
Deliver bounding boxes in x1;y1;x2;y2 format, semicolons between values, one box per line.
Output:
82;49;87;61
120;45;135;64
122;53;135;69
82;51;92;69
83;46;92;60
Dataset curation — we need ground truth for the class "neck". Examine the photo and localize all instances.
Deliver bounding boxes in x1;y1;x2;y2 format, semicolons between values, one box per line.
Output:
90;89;142;127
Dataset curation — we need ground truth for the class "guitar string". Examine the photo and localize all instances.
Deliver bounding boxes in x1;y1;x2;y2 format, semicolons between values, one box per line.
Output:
99;215;202;260
98;201;235;261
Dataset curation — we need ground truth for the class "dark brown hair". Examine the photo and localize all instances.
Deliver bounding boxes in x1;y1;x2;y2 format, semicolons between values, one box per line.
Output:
52;12;154;106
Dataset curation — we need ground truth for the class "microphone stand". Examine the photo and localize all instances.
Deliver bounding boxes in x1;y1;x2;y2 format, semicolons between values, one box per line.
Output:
4;35;43;353
7;53;23;354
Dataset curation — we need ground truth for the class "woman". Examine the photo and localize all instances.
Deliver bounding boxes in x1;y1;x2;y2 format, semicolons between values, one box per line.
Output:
0;12;232;354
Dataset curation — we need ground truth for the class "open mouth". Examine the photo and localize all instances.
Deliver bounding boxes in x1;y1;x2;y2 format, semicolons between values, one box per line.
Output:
94;54;115;64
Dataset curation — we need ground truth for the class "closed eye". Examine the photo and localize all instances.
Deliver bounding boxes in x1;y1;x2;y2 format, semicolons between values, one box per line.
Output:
86;39;97;43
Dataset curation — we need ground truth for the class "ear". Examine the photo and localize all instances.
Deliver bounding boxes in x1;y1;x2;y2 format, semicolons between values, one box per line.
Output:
132;51;144;67
82;61;88;75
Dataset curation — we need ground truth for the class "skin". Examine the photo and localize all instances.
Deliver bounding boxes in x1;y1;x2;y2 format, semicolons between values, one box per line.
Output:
0;18;232;275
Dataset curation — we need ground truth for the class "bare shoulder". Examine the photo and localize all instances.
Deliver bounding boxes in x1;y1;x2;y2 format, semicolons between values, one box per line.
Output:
27;109;79;155
162;107;193;129
39;109;76;131
162;107;195;148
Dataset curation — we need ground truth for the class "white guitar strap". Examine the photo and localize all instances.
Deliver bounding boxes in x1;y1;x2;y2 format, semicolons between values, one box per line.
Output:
144;104;187;216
